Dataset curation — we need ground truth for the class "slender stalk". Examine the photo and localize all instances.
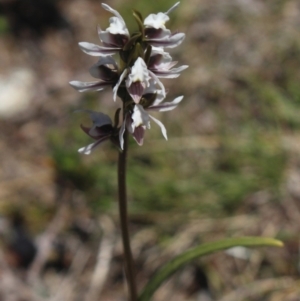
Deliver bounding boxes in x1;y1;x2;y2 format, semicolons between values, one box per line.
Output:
118;129;137;301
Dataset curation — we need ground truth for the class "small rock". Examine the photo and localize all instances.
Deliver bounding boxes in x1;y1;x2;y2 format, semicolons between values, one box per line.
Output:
0;68;36;119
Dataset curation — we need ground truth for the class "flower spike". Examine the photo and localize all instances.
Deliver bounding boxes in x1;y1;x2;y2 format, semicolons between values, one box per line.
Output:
70;2;187;153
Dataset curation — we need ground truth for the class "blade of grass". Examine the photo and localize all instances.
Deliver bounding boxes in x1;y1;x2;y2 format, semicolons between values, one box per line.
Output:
138;237;283;301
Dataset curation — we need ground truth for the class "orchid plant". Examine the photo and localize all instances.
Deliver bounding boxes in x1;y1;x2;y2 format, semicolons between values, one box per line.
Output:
70;3;283;301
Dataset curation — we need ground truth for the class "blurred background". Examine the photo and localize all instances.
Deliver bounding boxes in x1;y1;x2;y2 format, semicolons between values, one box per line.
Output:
0;0;300;300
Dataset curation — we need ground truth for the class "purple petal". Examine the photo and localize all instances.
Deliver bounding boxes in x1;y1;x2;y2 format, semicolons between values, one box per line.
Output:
145;27;171;40
97;55;118;66
113;69;128;101
89;56;118;80
132;126;145;145
127;82;144;103
76;109;112;126
98;30;128;48
80;124;111;139
89;65;117;81
89;110;112;127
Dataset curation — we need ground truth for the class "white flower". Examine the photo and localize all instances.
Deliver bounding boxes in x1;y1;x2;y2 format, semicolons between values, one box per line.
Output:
77;3;129;57
127;104;151;146
69;56;118;92
126;58;151;103
148;47;188;78
77;110;114;155
113;58;166;103
98;3;129;46
119;95;183;148
101;4;129;36
144;2;185;49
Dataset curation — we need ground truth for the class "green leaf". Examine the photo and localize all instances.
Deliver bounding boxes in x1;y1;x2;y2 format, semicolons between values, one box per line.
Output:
132;10;144;36
138;237;283;301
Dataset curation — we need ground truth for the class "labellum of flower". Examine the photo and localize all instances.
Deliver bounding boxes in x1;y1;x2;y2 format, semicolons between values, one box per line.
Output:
126;57;151;103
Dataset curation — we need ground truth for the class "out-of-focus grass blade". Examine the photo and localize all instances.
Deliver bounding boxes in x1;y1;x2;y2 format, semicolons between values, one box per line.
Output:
138;237;283;301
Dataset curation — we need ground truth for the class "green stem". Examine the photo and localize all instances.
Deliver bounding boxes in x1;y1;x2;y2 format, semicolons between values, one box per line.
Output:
118;129;137;301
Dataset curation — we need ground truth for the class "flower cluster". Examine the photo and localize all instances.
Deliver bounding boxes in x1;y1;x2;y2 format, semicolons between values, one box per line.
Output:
70;2;187;154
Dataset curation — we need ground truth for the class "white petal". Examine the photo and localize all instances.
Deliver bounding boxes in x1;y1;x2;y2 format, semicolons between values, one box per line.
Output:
150;96;183;112
153;60;178;71
113;69;128;101
149;115;168;140
150;47;172;61
126;58;151;87
152;90;166;105
119;116;127;150
143;78;158;94
127;116;134;134
165;2;180;15
148;32;185;48
101;3;129;36
101;3;125;26
154;65;189;78
78;42;119;56
148;70;166;98
132;104;151;129
144;12;170;29
107;16;129;35
78;143;95;155
143;79;166;99
69;81;106;92
78;138;107;155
